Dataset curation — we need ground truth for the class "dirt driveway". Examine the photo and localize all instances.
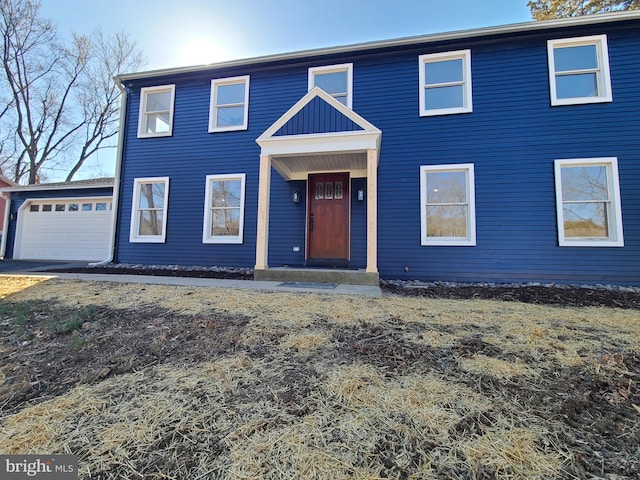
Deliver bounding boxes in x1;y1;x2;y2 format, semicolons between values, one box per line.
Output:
1;276;639;479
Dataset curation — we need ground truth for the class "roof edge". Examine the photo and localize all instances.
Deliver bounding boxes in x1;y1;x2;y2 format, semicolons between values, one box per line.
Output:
116;10;640;83
1;178;114;193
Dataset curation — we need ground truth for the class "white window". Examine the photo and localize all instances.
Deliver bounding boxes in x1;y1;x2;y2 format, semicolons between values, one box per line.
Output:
420;164;476;246
308;64;353;108
419;50;472;116
137;85;176;138
209;76;250;132
130;177;170;243
547;35;612;106
203;174;246;244
554;158;623;247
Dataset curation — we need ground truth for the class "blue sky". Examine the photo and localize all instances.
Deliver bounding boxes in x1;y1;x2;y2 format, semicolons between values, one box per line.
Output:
38;0;533;179
41;0;533;72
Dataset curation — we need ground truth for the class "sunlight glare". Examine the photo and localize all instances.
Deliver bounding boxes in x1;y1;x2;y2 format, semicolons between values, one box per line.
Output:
178;37;233;67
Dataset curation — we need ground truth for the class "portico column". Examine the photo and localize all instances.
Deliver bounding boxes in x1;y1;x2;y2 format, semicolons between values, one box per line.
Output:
255;154;271;270
366;148;378;273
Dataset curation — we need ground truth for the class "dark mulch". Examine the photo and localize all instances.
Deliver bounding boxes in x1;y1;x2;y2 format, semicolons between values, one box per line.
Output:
48;266;640;309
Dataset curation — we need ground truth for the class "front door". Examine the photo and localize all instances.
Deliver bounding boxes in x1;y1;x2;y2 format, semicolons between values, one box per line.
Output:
307;172;350;267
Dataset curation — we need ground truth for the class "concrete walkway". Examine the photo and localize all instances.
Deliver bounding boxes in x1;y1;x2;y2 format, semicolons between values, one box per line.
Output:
1;271;382;297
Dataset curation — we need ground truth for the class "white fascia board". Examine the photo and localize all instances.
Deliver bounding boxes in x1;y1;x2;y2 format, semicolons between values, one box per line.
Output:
257;131;381;157
1;182;114;193
115;11;640;83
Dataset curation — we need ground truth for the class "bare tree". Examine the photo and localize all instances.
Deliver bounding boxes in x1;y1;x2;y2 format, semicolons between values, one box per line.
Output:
0;0;144;184
528;0;640;20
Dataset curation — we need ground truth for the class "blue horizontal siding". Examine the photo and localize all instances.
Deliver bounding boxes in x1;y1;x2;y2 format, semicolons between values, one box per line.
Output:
115;21;640;285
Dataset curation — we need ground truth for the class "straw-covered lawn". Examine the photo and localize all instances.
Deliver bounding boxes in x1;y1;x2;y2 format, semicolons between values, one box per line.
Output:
0;276;638;479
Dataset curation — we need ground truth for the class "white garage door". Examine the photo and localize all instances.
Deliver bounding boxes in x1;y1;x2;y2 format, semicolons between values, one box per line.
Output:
16;198;112;261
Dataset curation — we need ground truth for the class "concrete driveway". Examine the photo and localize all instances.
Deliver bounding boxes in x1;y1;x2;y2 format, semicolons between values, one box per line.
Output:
0;260;90;273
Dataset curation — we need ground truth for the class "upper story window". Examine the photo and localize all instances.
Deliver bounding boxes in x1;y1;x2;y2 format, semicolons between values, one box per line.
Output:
420;163;476;246
547;35;612;106
137;85;175;138
554;158;623;247
308;63;353;108
202;174;246;244
419;50;472;117
130;177;170;243
209;76;250;132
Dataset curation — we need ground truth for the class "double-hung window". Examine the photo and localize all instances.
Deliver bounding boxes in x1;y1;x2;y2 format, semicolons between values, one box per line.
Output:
419;50;472;116
420;164;476;246
203;174;246;244
547;35;612;106
137;85;175;138
209;76;250;132
130;177;170;243
554;158;623;247
308;64;353;108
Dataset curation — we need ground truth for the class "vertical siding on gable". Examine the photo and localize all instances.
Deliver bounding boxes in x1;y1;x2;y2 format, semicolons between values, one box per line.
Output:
273;96;364;136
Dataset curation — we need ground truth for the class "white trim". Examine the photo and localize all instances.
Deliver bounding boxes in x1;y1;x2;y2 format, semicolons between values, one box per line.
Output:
137;85;175;138
208;75;250;132
547;35;612;106
308;63;353;109
420;163;476;246
554;157;623;247
116;11;640;83
129;177;170;243
202;173;246;244
419;50;473;117
0;192;10;259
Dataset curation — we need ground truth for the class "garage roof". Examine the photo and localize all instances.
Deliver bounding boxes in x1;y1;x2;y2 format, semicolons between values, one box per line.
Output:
0;177;113;193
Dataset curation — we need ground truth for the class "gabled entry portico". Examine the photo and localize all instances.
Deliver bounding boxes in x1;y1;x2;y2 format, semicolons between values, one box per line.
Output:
254;87;381;285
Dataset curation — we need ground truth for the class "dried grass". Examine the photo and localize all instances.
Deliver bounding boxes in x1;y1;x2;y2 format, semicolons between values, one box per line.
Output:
1;277;638;479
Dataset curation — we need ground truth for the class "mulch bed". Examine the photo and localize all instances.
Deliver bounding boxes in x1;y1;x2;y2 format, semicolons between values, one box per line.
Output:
49;266;640;309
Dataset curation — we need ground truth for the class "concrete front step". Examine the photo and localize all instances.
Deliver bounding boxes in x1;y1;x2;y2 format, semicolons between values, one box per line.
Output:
254;267;379;286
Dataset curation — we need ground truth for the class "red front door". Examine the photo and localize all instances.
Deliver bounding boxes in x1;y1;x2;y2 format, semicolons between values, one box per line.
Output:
307;173;350;267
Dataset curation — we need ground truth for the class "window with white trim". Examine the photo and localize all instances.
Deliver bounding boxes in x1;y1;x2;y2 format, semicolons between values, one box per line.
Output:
308;64;353;108
130;177;170;243
203;174;246;244
547;35;612;106
419;50;472;116
554;158;623;247
137;85;175;138
420;164;476;246
209;76;250;132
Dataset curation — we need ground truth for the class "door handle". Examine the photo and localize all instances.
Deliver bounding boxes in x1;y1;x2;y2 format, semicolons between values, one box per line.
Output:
310;213;314;232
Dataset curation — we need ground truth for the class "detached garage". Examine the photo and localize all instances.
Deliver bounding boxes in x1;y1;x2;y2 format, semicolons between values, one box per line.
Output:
1;178;114;262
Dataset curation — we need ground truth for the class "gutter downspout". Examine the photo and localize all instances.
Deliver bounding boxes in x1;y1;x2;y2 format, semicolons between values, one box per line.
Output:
0;191;10;259
90;78;127;266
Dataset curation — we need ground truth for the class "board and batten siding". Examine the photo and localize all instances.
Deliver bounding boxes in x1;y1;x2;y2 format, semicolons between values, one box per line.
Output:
116;21;640;285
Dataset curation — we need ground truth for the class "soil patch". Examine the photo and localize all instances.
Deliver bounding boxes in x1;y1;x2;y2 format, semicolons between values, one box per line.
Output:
1;278;638;479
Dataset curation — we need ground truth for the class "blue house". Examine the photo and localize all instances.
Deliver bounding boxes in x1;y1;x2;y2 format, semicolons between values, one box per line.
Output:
110;12;640;286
